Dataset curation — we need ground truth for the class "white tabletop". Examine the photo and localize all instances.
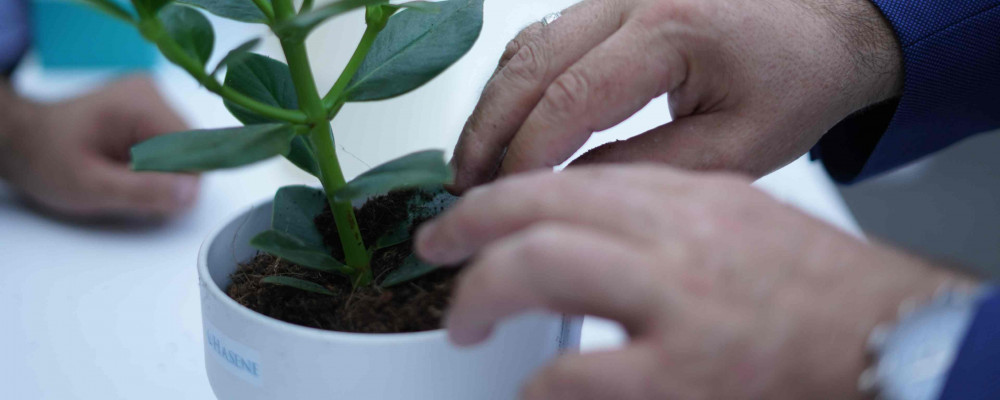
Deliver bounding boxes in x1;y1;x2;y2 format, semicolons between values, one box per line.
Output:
1;5;861;399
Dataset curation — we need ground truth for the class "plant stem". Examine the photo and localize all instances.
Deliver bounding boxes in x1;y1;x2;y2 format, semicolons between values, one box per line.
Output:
140;19;308;124
321;23;381;109
273;0;372;285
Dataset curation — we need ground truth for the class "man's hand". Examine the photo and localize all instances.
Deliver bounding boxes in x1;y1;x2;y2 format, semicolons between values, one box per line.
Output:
0;76;199;218
450;0;903;193
417;166;962;399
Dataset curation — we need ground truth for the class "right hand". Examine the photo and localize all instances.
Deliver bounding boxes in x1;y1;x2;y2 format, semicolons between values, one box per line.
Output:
449;0;903;193
0;76;199;218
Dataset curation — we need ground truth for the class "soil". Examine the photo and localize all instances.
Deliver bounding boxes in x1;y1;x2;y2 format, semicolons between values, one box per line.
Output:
226;189;460;334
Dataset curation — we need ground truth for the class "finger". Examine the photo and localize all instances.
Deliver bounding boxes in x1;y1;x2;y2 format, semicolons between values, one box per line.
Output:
446;223;665;345
94;76;189;161
450;0;630;193
498;19;689;177
93;161;200;217
572;111;792;178
417;167;686;265
522;346;661;400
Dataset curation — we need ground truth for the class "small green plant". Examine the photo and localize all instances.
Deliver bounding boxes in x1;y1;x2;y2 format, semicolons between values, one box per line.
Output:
83;0;484;290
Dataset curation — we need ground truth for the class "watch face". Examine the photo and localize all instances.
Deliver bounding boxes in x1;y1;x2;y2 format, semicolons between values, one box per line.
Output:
877;302;976;400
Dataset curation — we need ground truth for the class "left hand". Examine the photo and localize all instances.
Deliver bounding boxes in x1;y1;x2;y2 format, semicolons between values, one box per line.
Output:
416;165;962;399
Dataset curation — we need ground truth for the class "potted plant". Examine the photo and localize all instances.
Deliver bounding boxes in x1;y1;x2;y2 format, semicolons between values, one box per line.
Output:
81;0;582;398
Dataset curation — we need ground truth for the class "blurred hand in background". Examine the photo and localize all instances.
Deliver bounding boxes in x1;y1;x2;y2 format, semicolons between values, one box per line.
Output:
0;76;199;218
449;0;902;193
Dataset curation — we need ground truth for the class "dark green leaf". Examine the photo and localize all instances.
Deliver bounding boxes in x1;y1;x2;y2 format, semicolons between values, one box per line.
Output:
370;185;458;251
333;150;452;202
160;4;215;66
176;0;267;23
224;54;299;124
406;184;459;220
373;223;410;251
133;0;171;15
131;124;295;172
345;0;483;101
276;0;385;43
261;276;335;295
286;137;321;176
80;0;136;23
272;186;329;250
223;54;319;176
250;230;354;275
381;254;438;287
210;37;260;77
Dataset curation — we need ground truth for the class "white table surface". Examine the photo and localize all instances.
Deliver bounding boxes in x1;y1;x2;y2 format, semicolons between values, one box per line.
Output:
1;4;862;399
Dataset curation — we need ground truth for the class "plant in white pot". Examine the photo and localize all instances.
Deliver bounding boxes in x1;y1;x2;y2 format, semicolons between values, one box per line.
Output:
81;0;581;398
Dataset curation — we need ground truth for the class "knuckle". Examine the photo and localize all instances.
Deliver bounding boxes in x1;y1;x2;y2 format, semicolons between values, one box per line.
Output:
543;69;590;117
469;248;511;295
518;227;562;263
634;0;711;29
502;34;547;84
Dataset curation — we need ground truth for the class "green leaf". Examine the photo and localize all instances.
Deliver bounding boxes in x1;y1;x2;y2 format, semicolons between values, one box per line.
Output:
250;230;354;275
223;54;320;176
79;0;136;23
176;0;267;23
272;186;329;251
381;254;439;287
345;0;483;101
210;37;260;77
373;223;410;251
333;150;452;202
131;124;296;172
133;0;171;15
276;0;385;43
261;276;335;296
224;54;299;124
370;185;458;251
160;4;215;67
286;137;321;177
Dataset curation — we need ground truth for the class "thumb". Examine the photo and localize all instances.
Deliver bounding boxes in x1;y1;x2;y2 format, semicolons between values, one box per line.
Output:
571;112;793;179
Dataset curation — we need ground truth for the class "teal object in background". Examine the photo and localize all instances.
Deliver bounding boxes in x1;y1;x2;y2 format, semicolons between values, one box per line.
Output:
31;0;157;70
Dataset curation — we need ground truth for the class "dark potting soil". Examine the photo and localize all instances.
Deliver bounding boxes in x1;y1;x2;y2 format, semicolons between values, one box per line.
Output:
226;189;460;334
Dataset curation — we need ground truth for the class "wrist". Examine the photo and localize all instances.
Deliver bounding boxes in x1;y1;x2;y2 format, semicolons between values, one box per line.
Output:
861;282;988;400
812;0;905;107
847;253;976;399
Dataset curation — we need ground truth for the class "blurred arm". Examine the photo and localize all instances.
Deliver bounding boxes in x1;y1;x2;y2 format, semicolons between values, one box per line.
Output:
0;0;30;76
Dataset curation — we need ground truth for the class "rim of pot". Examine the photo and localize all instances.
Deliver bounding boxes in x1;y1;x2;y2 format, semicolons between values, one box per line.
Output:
198;199;452;344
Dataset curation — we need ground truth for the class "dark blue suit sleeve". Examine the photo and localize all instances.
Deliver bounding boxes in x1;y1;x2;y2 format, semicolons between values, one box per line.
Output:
811;0;1000;183
0;0;31;76
939;288;1000;400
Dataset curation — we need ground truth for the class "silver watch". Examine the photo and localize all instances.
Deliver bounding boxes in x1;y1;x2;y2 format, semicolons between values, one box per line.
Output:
859;284;989;400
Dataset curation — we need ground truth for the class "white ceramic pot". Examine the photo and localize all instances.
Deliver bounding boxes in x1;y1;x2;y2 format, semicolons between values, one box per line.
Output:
198;200;582;400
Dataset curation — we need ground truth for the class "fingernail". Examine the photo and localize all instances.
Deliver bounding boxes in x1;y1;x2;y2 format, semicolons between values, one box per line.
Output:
414;221;441;261
448;324;491;347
